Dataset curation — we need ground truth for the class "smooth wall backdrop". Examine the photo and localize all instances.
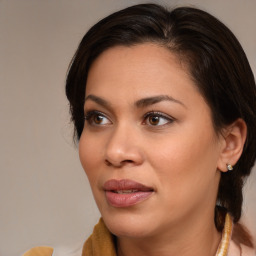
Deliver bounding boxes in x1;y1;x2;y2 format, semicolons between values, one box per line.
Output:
1;1;255;255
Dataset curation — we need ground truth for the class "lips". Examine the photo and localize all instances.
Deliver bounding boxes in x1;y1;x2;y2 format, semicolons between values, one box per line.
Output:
103;179;154;207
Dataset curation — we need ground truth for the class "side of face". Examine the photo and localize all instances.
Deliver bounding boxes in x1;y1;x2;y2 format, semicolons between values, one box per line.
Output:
79;43;225;238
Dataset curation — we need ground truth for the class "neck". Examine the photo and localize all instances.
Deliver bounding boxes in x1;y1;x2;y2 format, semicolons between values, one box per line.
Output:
117;210;221;256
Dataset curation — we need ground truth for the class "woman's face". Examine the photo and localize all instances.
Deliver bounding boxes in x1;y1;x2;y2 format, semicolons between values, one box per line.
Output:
79;43;224;238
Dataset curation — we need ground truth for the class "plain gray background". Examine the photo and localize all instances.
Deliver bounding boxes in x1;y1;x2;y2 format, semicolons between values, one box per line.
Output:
1;1;256;256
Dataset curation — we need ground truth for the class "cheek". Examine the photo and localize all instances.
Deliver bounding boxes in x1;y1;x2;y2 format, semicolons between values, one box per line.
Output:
147;130;220;199
79;133;102;185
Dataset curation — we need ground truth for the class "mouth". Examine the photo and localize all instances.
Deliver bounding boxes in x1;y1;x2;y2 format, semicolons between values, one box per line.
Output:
103;179;154;207
114;189;141;194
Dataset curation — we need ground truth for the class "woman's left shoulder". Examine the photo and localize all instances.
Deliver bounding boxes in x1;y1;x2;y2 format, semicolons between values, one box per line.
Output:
22;240;84;256
22;246;53;256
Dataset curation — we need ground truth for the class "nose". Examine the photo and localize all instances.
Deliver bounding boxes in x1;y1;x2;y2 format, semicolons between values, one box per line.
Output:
104;124;144;168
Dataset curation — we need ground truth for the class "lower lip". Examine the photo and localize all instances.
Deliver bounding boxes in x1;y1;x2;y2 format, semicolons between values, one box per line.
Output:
105;191;153;208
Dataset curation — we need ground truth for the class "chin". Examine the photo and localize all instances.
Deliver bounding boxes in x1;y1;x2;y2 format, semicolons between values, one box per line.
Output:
101;208;157;238
105;218;151;238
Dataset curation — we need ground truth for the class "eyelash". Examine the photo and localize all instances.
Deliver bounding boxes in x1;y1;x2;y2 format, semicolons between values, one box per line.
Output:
84;110;175;127
143;111;174;126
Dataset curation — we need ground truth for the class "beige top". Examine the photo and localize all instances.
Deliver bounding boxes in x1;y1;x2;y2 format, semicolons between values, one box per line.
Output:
229;240;256;256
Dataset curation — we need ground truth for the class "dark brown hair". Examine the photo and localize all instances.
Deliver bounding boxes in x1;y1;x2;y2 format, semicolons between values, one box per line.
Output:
66;3;256;239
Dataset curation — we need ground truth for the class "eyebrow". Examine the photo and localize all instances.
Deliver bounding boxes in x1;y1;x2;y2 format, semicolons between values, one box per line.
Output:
84;94;186;109
135;95;186;108
84;94;110;108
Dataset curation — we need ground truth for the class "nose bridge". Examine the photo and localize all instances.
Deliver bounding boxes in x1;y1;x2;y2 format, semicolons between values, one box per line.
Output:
105;121;143;166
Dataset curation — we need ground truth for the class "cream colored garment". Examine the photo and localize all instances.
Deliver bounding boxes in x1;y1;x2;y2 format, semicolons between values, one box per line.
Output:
52;242;84;256
229;240;256;256
22;246;53;256
22;218;256;256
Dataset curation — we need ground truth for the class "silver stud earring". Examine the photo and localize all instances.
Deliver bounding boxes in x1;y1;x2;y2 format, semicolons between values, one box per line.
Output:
227;164;233;171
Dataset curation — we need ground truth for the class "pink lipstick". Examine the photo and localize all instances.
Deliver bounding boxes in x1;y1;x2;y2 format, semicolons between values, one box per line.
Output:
103;179;154;207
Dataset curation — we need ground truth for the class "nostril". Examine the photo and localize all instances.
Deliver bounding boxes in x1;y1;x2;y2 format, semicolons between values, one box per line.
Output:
104;159;134;167
122;160;133;164
105;159;112;166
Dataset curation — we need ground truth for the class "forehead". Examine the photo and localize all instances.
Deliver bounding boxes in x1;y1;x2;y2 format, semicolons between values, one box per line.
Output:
86;43;195;97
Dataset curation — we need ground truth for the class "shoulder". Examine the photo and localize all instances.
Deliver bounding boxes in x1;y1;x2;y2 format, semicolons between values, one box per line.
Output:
22;242;84;256
241;244;256;256
22;246;53;256
229;239;256;256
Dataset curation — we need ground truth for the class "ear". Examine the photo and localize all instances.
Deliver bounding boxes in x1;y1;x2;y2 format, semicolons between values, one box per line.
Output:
217;118;247;172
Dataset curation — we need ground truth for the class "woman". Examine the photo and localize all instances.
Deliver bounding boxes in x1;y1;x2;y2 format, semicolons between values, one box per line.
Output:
24;3;256;256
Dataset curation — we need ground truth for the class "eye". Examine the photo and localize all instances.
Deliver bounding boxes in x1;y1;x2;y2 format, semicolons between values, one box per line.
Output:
84;111;111;126
143;111;174;126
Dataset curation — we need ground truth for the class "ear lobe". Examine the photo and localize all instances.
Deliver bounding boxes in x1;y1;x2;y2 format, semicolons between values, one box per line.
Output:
217;118;247;172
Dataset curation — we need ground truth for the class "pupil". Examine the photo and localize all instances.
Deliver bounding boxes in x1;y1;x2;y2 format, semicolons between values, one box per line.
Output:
95;115;103;124
150;116;159;125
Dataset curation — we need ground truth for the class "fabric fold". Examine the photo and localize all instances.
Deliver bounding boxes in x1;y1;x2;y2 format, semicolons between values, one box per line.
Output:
82;218;117;256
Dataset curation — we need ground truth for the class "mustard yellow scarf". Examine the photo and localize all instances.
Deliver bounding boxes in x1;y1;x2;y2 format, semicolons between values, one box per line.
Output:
82;218;117;256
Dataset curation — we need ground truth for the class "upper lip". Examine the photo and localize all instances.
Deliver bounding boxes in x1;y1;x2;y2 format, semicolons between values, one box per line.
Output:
103;179;154;192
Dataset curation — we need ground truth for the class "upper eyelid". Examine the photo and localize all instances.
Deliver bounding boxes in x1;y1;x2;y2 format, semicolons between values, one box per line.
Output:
84;95;114;116
84;109;108;117
84;110;111;121
143;111;175;120
84;104;115;119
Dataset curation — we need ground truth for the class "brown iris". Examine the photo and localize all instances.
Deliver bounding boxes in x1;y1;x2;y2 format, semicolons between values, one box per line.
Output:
94;115;104;124
149;116;160;125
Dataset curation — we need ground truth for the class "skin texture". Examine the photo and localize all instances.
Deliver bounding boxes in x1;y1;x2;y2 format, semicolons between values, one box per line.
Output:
79;44;246;256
